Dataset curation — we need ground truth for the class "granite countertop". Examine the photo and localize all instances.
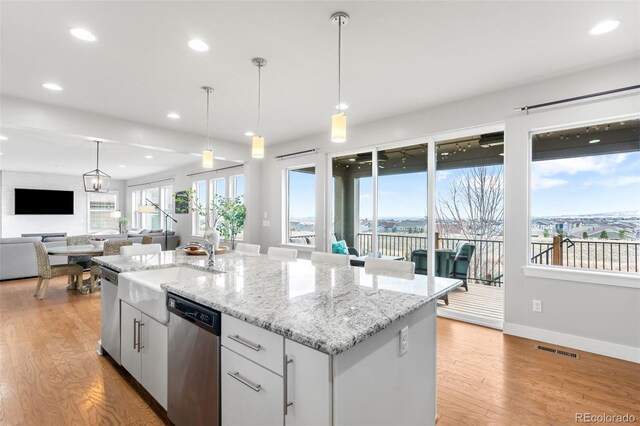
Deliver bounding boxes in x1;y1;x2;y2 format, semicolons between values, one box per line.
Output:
93;251;462;355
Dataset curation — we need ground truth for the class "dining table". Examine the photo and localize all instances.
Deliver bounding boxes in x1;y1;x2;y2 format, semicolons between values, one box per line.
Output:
47;244;103;294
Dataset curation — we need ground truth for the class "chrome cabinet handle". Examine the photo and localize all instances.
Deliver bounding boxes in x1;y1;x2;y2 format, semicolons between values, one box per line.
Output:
138;321;144;353
227;334;262;352
227;371;261;392
133;318;138;350
283;355;294;415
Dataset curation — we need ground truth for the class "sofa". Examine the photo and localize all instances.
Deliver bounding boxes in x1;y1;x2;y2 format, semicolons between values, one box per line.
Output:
0;237;68;281
0;230;180;281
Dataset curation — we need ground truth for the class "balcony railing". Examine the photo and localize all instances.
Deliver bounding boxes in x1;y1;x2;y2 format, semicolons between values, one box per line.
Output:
356;233;639;287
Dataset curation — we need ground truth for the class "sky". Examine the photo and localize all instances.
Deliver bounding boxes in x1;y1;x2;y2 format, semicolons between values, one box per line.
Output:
288;151;640;220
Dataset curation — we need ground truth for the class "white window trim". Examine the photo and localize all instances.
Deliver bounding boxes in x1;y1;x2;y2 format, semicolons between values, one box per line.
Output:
283;164;316;247
526;111;640;278
523;265;639;289
87;191;118;233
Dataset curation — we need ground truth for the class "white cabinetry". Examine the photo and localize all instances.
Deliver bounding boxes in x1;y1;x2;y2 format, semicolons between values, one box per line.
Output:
220;313;331;426
222;347;283;426
220;302;436;426
120;301;168;409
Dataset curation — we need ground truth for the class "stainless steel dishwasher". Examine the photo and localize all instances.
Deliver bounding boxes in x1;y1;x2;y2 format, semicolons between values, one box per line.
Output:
99;266;121;363
167;293;221;426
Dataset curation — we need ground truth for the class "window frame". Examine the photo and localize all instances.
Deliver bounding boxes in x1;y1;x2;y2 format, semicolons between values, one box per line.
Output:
87;191;118;233
283;164;317;247
513;95;640;288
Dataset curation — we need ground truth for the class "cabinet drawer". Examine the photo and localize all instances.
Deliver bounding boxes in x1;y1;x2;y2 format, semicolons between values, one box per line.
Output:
222;314;283;374
222;347;283;426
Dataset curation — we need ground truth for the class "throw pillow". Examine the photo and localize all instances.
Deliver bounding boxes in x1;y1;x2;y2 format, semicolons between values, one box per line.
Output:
332;240;349;255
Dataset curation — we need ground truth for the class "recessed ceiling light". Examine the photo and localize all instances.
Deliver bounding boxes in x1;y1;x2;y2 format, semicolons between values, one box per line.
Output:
42;82;63;91
589;139;601;144
188;39;209;52
119;164;126;168
69;28;97;42
144;155;153;159
441;152;450;156
244;131;255;137
167;112;181;119
589;19;621;35
335;103;349;110
0;135;7;141
499;152;505;156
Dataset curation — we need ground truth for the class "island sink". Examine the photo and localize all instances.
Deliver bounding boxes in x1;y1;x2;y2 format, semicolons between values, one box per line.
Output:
119;266;220;324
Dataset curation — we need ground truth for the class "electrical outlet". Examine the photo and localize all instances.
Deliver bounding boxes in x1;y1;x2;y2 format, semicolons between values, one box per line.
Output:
399;326;408;355
262;220;270;227
533;299;542;313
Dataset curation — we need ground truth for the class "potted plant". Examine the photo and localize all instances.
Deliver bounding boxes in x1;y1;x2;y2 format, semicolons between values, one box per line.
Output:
213;195;247;250
118;217;129;234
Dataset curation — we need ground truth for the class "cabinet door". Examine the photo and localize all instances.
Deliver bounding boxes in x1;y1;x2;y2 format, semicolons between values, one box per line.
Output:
222;347;283;426
140;313;168;410
285;339;331;426
120;301;141;382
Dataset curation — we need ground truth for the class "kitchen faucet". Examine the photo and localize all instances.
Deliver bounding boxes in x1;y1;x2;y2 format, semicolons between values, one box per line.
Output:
177;238;216;267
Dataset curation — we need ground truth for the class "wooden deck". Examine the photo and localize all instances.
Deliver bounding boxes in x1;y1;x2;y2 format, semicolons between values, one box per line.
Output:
438;282;504;322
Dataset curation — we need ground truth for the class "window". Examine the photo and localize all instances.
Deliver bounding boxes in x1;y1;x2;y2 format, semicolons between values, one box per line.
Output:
88;192;118;233
285;166;316;246
529;118;639;273
232;175;245;200
131;185;174;231
192;180;208;236
211;178;226;200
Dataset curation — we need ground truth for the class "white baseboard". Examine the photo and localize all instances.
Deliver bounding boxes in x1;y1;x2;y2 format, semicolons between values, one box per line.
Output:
503;322;640;363
437;308;503;330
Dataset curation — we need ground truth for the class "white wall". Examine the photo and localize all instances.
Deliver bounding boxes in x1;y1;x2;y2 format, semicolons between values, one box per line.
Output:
260;57;640;361
0;170;126;237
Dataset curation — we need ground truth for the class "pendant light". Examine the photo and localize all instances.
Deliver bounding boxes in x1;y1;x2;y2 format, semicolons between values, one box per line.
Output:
83;141;111;192
330;11;349;143
251;57;267;159
202;86;214;168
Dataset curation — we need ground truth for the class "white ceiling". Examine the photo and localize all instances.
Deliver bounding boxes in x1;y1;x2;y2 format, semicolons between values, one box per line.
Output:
2;1;638;145
0;127;202;180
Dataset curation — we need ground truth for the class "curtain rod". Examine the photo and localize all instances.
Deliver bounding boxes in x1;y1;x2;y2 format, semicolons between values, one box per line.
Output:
275;148;319;160
516;85;640;112
186;164;244;177
127;177;174;188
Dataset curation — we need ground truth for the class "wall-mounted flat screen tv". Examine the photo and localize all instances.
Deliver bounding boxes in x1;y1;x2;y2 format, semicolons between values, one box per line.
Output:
15;188;75;215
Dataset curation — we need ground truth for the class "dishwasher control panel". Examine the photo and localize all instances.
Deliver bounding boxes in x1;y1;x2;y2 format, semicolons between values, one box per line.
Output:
167;293;220;335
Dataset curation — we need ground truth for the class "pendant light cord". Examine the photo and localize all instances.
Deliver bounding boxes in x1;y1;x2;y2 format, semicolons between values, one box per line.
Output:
206;90;211;150
337;16;342;110
257;64;262;135
96;141;100;169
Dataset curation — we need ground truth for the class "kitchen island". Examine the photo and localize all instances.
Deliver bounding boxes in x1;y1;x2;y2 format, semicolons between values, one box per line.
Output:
93;250;462;426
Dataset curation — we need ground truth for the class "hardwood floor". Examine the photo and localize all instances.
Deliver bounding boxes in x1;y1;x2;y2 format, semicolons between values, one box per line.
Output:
1;276;638;425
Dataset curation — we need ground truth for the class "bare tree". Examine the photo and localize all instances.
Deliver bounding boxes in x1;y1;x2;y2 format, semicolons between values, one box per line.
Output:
437;166;504;283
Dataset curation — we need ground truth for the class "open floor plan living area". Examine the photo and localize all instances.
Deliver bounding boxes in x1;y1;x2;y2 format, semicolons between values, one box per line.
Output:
0;1;638;425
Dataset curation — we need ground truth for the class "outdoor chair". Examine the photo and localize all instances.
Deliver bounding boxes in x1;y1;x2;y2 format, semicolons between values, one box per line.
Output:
411;249;450;305
451;242;476;291
33;242;83;299
89;239;132;292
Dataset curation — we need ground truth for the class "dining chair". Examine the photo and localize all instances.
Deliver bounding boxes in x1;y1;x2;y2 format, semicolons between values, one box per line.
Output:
89;239;132;292
310;251;350;266
267;247;298;260
66;234;92;275
236;242;261;256
364;257;415;275
120;244;162;256
33;242;84;299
